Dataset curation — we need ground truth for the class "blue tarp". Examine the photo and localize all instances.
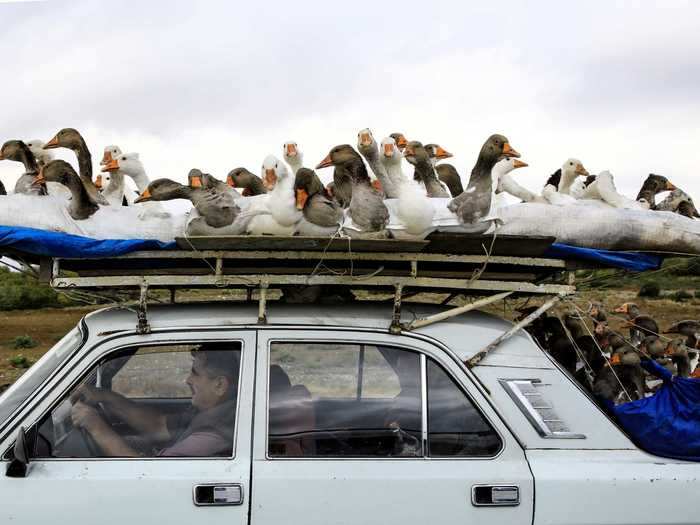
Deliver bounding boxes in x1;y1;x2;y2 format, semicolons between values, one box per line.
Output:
545;243;663;271
0;226;176;258
611;360;700;462
0;225;664;270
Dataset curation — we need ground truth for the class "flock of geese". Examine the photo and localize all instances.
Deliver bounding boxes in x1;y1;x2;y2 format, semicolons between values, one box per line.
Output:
0;127;698;241
526;302;700;404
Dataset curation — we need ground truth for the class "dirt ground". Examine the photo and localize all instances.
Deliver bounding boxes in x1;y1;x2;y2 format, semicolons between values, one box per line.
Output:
2;290;699;390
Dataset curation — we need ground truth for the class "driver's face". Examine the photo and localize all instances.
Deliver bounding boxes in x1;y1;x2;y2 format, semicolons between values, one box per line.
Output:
186;356;226;411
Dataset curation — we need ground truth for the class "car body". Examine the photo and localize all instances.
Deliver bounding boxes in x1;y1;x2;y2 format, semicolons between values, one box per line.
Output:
0;302;696;524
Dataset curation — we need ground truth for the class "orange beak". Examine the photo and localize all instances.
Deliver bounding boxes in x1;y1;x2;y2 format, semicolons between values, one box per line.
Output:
666;181;677;191
395;135;408;150
101;158;119;172
613;304;628;314
316;154;333;169
513;159;529;168
286;143;297;157
502;142;520;158
227;174;236;188
295;188;309;210
95;174;103;190
372;180;383;192
135;188;152;203
359;132;372;146
43;135;59;149
190;175;202;189
610;354;621;366
383;143;394;157
264;168;277;190
435;146;453;159
575;164;589;177
101;151;113;166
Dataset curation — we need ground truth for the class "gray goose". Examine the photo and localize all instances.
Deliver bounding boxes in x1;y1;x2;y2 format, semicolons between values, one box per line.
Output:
389;132;408;151
613;302;659;345
294;167;343;236
43;128;108;205
447;134;520;226
424;143;462;197
404;141;449;198
34;160;99;220
0;140;46;195
189;169;240;199
357;128;399;198
635;174;676;208
136;177;243;231
316;144;388;232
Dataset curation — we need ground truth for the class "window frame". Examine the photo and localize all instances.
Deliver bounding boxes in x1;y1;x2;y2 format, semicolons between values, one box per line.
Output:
19;336;247;462
263;335;504;461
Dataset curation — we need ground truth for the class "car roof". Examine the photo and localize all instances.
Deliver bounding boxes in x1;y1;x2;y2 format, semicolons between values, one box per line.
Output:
82;301;552;369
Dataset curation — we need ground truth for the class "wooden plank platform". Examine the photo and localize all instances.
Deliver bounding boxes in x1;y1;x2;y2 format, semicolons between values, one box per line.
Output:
175;236;428;253
424;232;556;256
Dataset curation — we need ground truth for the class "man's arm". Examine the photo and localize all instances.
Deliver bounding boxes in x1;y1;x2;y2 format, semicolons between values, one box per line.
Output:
72;385;170;443
71;401;140;457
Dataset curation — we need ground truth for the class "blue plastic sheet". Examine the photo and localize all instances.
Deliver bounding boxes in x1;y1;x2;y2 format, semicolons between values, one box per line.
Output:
612;359;700;462
0;225;176;258
545;243;663;271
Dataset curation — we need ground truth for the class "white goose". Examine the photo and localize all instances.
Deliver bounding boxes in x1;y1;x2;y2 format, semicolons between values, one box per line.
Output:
283;141;303;175
542;158;588;206
357;128;400;198
240;155;300;235
102;152;170;217
491;157;531;211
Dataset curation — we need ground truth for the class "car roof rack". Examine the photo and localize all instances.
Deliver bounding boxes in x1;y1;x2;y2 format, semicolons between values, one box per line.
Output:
32;234;576;342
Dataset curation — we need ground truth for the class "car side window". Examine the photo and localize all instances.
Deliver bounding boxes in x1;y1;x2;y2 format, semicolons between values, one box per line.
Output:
427;358;501;456
33;342;241;459
268;342;422;458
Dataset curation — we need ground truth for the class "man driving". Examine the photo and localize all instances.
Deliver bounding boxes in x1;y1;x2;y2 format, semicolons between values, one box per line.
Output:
70;346;239;457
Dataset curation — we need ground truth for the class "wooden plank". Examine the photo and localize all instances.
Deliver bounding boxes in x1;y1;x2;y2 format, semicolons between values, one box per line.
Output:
175;236;428;253
425;232;556;256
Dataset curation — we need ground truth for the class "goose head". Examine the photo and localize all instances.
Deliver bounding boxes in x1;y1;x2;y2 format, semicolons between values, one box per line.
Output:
135;178;188;203
294;167;325;210
43;128;85;151
227;167;265;196
261;154;288;190
402;140;429;166
34;159;79;188
101;145;123;166
424;143;453;166
492;156;529;177
389;132;408;151
316;144;361;169
613;302;640;318
476;134;520;170
101;151;142;178
0;140;37;170
25;139;54;167
187;169;205;188
283;141;303;165
379;137;401;167
559;158;589;190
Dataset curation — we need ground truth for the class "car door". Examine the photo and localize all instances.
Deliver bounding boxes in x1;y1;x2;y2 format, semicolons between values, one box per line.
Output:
0;330;255;525
251;329;533;525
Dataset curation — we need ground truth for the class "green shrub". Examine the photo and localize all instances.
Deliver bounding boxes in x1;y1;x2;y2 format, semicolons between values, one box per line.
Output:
638;282;661;298
12;335;37;349
8;355;32;368
0;266;61;310
673;290;693;302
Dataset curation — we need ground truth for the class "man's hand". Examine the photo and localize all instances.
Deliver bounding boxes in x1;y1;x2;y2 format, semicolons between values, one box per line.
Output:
70;384;109;406
71;401;106;432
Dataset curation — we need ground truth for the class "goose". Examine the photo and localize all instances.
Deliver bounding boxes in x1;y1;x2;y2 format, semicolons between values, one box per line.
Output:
101;152;173;217
636;174;676;208
0;140;46;195
283;141;304;175
34;160;98;219
43;128;108;205
665;338;691;377
447;134;520;229
239;155;300;235
188;169;240;199
613;302;659;345
317;145;388;233
135;175;245;233
227;167;267;196
541;159;589;206
357;128;399;198
422;143;454;196
100;145;122;167
656;188;700;218
25;139;54;167
664;320;700;351
293;167;343;236
490;156;530;210
404;141;450;198
380;138;434;236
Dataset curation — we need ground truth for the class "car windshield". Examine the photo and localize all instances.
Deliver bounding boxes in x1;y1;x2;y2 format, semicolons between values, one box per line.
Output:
0;326;84;429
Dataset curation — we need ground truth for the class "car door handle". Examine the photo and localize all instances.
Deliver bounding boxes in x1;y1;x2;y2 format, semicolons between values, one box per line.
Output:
193;483;244;506
471;485;520;506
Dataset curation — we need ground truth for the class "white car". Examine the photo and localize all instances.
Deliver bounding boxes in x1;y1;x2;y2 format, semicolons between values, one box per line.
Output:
0;302;696;524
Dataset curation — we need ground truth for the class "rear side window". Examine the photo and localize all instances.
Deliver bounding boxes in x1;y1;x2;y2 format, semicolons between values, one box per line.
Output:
267;342;501;459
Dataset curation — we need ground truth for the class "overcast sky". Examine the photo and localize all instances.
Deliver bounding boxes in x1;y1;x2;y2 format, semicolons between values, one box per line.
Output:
1;0;699;201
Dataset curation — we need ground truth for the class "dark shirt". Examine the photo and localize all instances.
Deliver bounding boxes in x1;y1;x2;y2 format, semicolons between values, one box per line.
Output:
159;399;236;457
